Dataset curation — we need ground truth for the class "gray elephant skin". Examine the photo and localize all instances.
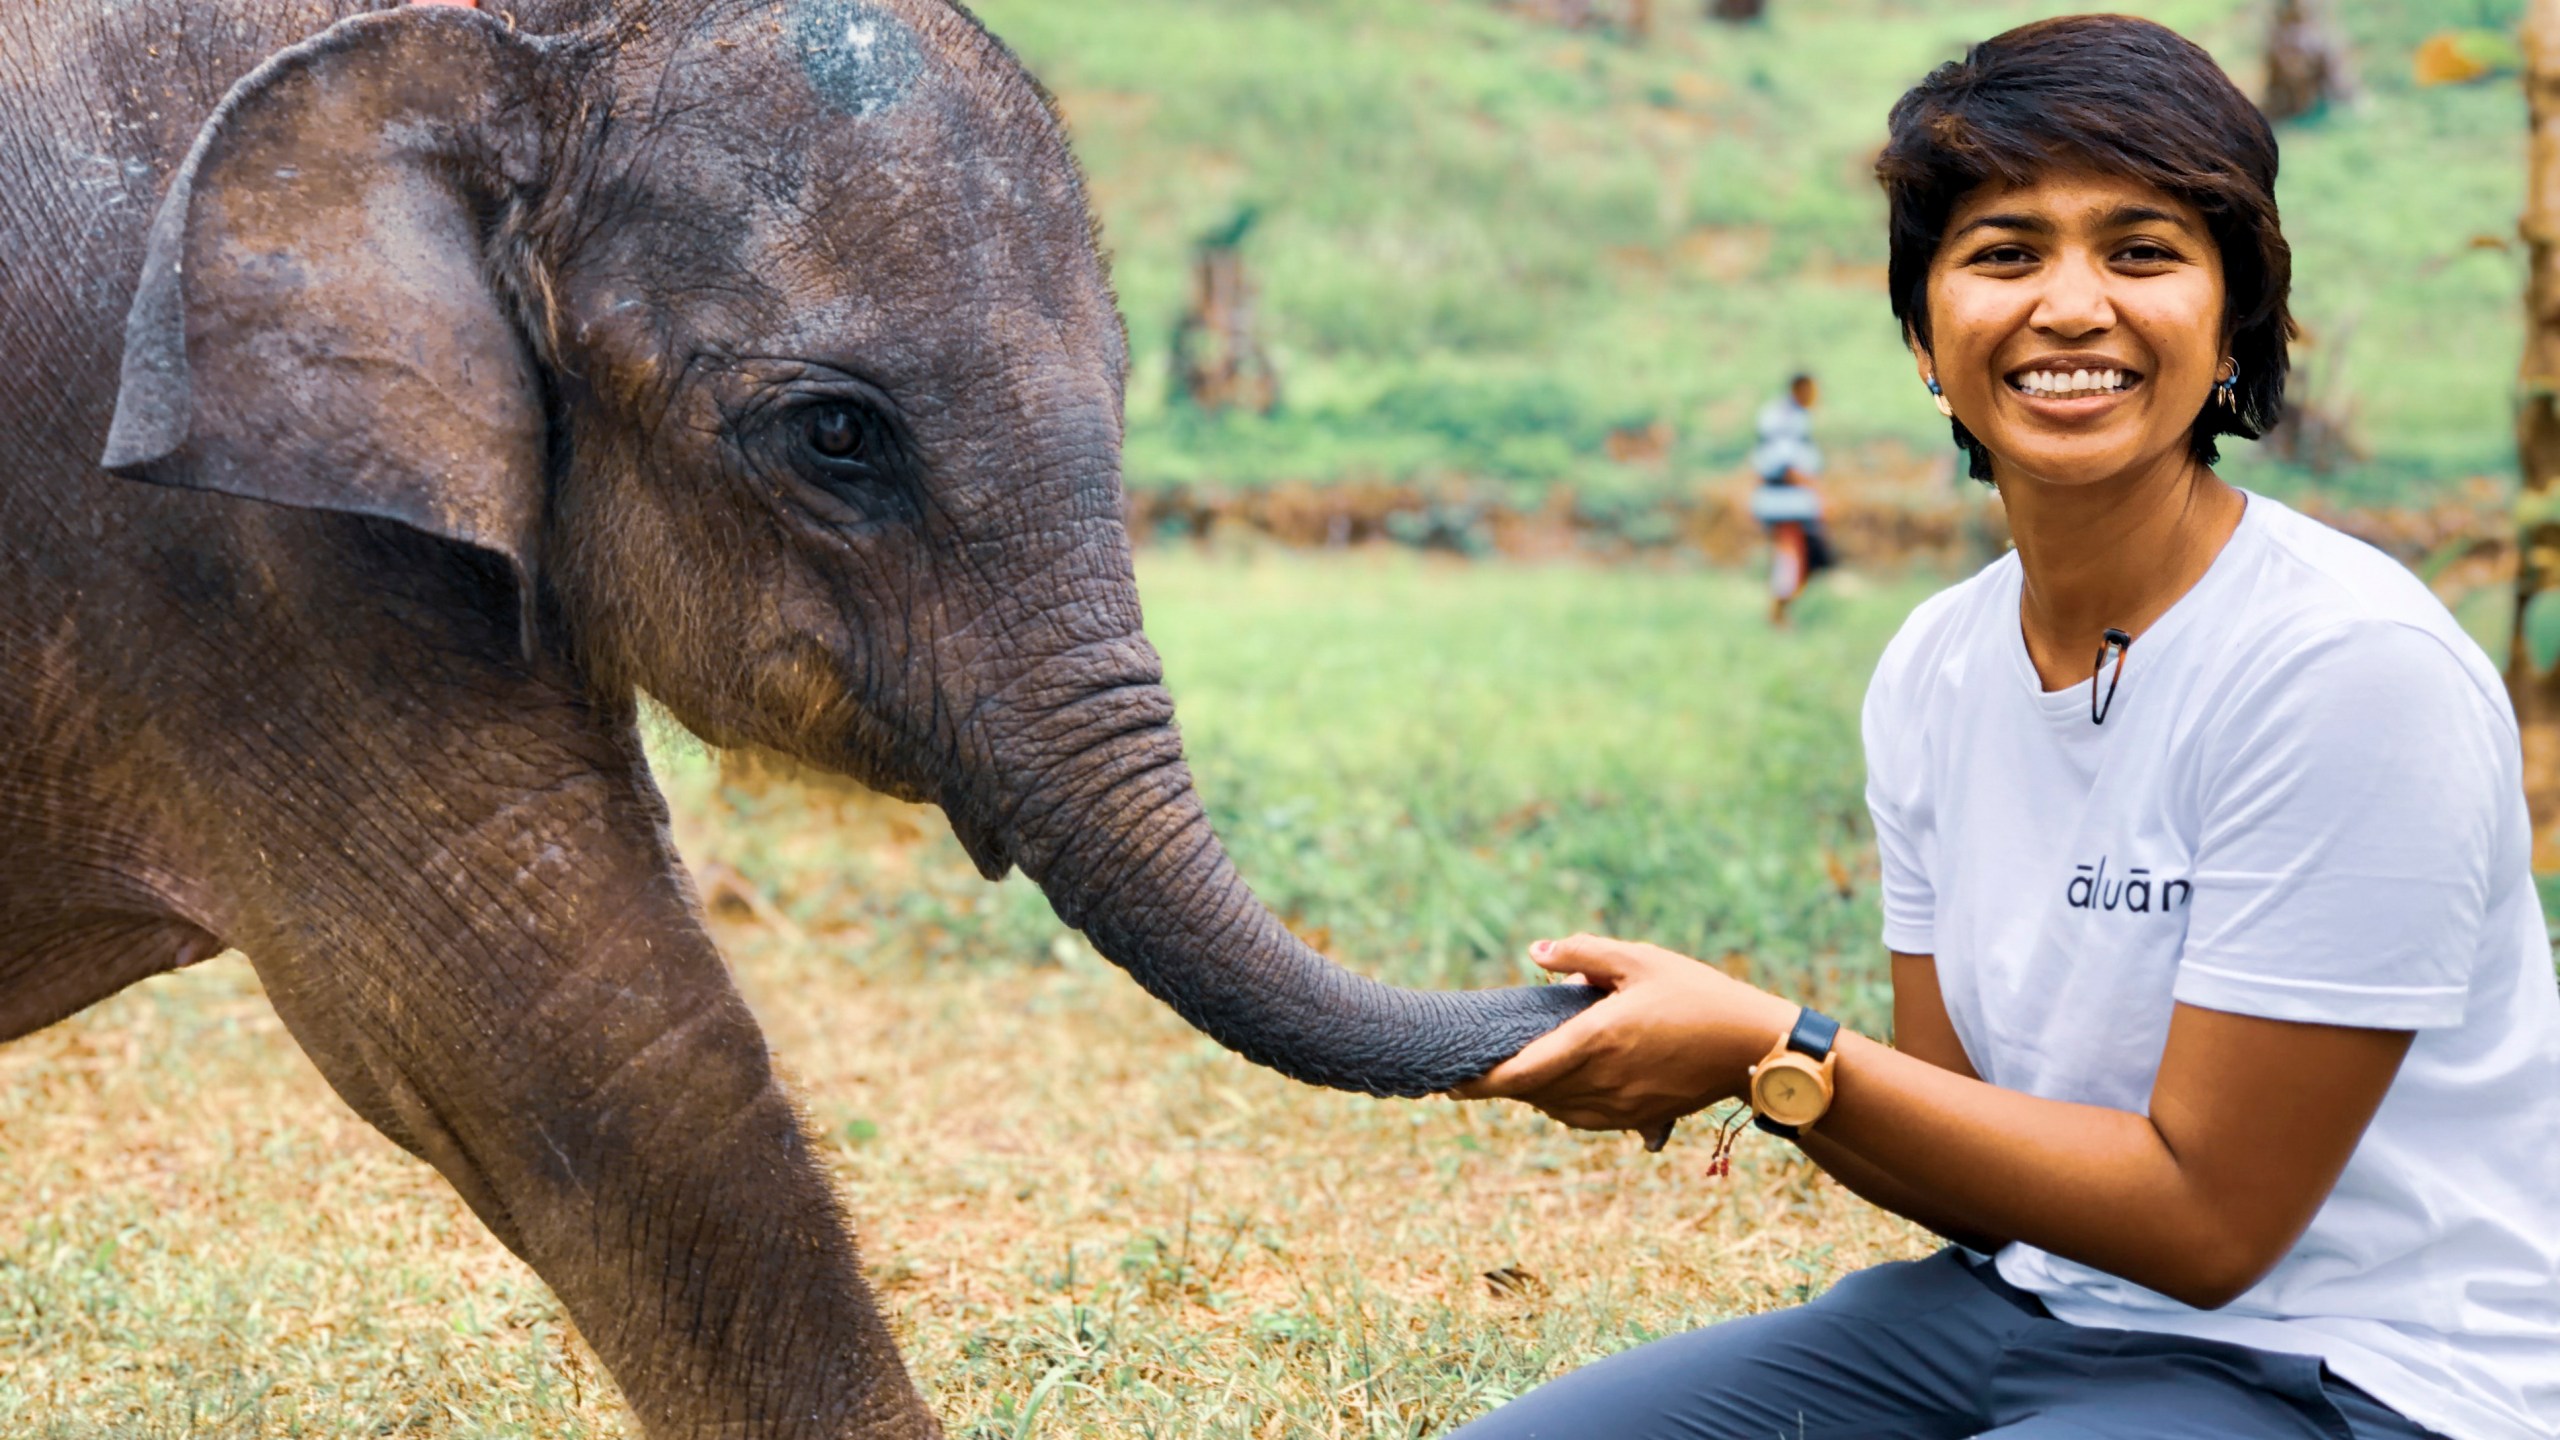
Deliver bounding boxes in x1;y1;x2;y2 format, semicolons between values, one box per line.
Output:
0;1;1593;1433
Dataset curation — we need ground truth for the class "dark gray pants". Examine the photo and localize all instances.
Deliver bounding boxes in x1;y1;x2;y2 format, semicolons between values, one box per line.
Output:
1449;1249;2439;1439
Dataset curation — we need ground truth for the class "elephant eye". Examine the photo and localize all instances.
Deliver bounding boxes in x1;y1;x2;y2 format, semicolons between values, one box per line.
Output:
805;405;867;463
777;392;912;515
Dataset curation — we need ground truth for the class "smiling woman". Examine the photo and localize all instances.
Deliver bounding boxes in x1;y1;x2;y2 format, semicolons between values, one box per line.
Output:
1452;15;2560;1440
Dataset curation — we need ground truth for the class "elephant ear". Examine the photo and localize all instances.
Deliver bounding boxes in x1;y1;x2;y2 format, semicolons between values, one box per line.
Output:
103;6;554;639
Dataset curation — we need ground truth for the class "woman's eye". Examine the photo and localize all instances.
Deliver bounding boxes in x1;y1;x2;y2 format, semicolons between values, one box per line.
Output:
806;406;865;462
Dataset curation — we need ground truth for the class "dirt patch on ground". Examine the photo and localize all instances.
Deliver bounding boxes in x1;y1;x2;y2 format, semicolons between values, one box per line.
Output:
1129;449;2000;569
1129;467;2517;584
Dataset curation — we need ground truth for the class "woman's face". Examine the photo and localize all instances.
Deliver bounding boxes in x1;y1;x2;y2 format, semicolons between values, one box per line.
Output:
1920;168;2228;489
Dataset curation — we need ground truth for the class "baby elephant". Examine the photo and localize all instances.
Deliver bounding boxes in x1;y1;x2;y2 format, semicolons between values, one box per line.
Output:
0;0;1587;1433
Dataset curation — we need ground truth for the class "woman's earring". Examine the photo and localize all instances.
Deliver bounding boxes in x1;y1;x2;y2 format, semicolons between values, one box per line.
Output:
2215;358;2240;411
1926;374;1954;419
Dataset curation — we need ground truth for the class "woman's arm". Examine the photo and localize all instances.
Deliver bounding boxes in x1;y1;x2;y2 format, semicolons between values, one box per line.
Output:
1792;953;2008;1254
1823;1007;2408;1306
1794;1133;2006;1254
1884;952;1976;1079
1457;936;2411;1309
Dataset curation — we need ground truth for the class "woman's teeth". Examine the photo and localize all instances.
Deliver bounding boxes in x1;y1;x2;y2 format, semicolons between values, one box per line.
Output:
2013;368;2133;399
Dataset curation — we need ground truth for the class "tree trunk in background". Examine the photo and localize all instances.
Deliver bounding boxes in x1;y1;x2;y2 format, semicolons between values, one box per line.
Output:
2262;0;2357;124
1709;0;1765;21
2512;0;2560;865
1171;211;1279;417
2264;317;2364;476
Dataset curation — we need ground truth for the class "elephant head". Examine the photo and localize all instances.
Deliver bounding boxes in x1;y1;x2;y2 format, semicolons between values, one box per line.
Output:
101;0;1592;1096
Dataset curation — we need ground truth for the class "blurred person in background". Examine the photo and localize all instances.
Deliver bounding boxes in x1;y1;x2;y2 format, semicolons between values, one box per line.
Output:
1456;15;2558;1440
1747;370;1835;625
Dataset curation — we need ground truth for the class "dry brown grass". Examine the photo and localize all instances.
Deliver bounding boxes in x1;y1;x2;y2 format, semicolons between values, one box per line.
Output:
0;957;630;1436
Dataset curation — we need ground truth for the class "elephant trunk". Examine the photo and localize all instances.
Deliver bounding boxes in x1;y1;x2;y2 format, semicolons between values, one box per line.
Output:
950;641;1595;1098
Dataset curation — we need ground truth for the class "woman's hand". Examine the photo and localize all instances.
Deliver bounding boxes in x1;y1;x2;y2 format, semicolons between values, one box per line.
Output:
1451;934;1801;1144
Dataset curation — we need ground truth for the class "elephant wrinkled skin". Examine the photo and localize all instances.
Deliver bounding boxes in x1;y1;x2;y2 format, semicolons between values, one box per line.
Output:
0;1;1593;1433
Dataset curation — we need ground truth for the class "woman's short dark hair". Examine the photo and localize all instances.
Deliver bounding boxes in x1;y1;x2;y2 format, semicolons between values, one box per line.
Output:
1876;15;2294;482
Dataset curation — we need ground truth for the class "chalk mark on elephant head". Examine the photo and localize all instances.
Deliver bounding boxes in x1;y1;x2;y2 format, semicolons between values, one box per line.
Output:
791;0;928;120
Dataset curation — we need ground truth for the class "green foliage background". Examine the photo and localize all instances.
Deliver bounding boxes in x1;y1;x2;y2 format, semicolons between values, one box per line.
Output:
967;0;2530;504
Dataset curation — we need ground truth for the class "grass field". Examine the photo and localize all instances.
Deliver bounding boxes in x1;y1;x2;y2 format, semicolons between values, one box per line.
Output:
1;553;1940;1437
971;0;2534;504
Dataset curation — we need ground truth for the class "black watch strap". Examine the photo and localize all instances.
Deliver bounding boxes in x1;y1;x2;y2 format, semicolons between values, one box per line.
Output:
1787;1007;1842;1061
1752;1007;1841;1141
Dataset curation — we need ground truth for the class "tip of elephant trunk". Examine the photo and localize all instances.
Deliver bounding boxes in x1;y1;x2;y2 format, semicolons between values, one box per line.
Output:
956;672;1600;1097
1074;890;1610;1098
1225;972;1607;1098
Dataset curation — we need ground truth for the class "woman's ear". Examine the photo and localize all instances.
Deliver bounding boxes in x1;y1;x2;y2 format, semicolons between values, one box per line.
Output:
102;6;557;636
1909;339;1955;418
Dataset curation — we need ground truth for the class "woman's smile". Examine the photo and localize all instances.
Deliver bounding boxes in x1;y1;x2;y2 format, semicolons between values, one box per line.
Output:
2002;353;2147;416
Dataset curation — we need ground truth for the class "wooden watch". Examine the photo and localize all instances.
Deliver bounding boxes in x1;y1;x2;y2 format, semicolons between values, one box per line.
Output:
1749;1007;1841;1140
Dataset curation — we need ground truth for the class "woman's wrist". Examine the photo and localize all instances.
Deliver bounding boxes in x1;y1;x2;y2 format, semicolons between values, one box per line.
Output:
1723;989;1810;1098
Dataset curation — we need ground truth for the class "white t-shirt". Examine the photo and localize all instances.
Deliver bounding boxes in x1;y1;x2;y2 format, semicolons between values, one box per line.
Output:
1863;493;2560;1440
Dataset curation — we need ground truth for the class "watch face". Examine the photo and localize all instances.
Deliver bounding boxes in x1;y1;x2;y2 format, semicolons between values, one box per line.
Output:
1753;1059;1827;1125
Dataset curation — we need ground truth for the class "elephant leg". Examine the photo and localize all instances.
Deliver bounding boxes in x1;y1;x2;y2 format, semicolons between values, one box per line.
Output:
219;758;940;1440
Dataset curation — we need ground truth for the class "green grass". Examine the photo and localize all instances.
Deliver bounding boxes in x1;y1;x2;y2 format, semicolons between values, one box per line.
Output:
966;0;2531;505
